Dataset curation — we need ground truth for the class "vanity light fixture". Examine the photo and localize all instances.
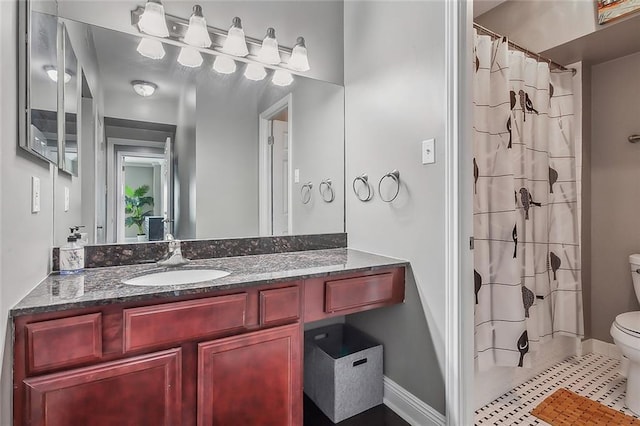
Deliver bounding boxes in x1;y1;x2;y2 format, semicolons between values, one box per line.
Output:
131;80;158;97
177;47;203;68
136;37;166;60
244;63;267;81
222;17;248;57
43;66;72;83
213;56;236;74
257;28;281;65
182;5;211;48
137;0;169;38
272;69;293;86
287;37;310;72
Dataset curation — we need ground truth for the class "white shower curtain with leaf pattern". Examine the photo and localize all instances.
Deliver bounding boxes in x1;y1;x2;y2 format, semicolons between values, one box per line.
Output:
473;32;583;370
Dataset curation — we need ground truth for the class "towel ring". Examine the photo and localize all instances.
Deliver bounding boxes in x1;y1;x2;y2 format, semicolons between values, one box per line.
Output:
300;182;313;204
352;173;373;202
319;179;335;203
378;170;401;203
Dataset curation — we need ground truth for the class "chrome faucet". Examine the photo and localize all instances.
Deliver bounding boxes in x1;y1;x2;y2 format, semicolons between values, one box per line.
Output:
157;234;190;267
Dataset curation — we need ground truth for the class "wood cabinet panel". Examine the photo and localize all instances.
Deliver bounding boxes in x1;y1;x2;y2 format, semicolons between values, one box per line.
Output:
197;323;302;426
123;293;247;353
25;313;102;374
23;348;182;426
304;268;405;322
326;273;394;313
260;286;301;326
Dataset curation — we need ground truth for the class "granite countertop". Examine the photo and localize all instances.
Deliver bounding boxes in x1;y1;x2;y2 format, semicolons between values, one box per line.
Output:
11;248;408;317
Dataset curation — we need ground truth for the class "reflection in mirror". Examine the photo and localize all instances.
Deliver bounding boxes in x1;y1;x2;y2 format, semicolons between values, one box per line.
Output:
27;9;59;164
62;25;79;175
51;18;344;246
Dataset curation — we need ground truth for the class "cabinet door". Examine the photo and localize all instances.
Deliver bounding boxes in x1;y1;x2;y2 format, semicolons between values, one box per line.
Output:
23;348;181;426
198;323;302;426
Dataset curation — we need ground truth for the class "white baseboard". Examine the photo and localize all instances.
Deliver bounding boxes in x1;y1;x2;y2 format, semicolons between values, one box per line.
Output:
383;376;445;426
582;338;622;360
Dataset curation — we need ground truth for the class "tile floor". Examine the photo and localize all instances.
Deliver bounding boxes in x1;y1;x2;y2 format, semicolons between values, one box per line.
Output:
475;353;640;425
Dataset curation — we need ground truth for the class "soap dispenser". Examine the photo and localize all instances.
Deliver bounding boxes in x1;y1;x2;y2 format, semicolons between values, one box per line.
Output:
60;228;85;274
73;225;88;246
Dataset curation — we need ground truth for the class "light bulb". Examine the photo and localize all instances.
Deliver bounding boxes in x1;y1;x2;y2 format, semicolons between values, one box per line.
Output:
257;28;281;65
177;47;203;68
272;69;293;86
137;38;166;60
131;80;157;97
213;56;236;74
137;0;169;38
223;17;248;57
183;5;212;48
288;37;310;72
244;63;266;81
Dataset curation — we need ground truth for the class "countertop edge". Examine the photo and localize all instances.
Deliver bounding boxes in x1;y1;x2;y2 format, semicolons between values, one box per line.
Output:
10;257;409;318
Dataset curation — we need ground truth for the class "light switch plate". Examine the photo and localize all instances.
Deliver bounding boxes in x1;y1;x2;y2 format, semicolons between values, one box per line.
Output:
64;187;70;212
422;139;435;164
31;176;40;213
294;169;300;183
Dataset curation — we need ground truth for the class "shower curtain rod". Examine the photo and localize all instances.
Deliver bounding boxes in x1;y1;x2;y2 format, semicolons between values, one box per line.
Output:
473;22;577;75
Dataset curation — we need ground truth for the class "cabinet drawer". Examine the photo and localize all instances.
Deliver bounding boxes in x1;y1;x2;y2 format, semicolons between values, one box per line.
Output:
260;286;300;326
26;313;102;374
123;294;247;353
325;273;394;313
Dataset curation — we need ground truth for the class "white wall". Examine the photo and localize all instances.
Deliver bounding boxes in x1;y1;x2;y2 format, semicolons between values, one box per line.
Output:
1;2;55;423
590;52;640;343
258;78;345;236
343;1;446;414
474;0;598;54
57;0;344;85
195;77;260;238
174;84;197;239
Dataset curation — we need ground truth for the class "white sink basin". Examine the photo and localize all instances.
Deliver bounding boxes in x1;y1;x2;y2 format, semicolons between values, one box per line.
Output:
123;269;230;286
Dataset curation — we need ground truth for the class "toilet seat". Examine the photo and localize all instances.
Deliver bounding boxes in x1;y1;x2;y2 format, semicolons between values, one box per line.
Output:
615;312;640;337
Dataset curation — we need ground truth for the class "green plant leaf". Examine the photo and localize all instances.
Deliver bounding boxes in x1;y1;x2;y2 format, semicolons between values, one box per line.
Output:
123;185;155;232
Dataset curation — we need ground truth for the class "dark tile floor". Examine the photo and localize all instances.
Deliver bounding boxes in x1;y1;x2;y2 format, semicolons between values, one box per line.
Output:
303;396;410;426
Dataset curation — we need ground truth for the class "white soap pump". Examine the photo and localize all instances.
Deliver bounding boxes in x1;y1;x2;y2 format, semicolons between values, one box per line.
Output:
59;227;85;274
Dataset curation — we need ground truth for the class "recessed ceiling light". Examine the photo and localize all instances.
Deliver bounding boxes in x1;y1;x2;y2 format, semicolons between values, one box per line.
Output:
131;80;158;97
43;66;72;83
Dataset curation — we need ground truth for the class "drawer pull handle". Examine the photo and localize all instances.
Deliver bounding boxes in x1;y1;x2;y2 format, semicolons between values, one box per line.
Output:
353;358;367;367
314;333;328;341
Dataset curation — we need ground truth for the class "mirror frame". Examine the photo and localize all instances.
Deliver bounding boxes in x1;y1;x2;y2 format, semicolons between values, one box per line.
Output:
18;0;62;166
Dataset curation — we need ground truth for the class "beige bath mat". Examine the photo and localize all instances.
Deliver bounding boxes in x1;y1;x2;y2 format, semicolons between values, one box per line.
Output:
531;388;640;425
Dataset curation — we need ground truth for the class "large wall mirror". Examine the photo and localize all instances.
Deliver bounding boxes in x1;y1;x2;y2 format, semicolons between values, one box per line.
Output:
22;2;345;246
19;2;60;165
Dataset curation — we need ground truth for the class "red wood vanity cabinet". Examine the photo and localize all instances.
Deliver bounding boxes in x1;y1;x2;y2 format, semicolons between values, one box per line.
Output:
13;267;404;426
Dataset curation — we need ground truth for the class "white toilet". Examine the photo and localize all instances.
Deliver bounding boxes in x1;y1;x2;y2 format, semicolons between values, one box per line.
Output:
611;254;640;415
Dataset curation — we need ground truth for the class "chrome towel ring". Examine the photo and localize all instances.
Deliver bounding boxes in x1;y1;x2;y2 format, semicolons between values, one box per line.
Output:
300;182;313;204
352;173;373;202
378;170;400;203
319;179;335;203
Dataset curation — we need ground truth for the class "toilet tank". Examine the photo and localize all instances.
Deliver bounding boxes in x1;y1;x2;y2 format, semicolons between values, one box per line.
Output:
631;254;640;304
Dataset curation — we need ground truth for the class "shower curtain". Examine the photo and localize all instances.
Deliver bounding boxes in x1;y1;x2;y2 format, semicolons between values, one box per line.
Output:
473;32;583;370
